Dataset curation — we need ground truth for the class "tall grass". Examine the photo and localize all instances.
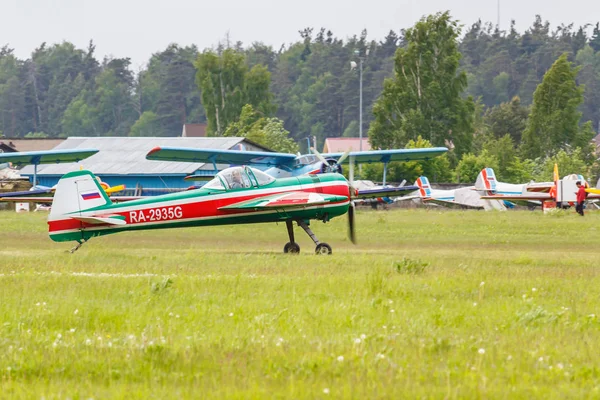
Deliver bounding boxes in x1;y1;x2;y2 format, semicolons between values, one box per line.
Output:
1;209;599;398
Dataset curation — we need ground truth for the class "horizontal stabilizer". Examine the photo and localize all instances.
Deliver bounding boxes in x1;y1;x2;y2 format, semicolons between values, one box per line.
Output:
71;215;126;226
220;191;348;210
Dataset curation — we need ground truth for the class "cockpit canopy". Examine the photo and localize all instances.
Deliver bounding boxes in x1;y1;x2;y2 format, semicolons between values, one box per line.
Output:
202;166;275;191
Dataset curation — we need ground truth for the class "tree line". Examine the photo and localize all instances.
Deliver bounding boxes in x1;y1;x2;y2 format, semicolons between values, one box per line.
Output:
1;13;599;182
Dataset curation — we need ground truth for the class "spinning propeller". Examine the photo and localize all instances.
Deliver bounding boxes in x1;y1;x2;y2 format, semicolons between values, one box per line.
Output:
347;190;357;244
310;147;358;244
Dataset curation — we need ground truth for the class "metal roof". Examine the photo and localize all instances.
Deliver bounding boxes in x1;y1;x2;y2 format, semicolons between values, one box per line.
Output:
20;137;248;176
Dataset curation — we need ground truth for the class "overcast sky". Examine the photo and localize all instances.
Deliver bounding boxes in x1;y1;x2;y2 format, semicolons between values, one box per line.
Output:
2;0;599;68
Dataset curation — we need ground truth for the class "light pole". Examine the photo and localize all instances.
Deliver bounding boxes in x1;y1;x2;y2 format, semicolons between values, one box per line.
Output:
353;49;365;152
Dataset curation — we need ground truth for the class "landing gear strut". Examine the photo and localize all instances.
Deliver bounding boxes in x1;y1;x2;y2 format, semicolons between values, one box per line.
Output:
283;220;300;254
297;220;332;255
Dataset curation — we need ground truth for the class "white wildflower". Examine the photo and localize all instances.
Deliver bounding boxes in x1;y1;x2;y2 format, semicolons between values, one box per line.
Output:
478;348;485;355
337;356;344;362
354;338;362;344
323;388;330;394
360;334;367;340
376;353;385;360
532;288;537;292
74;309;79;315
390;309;395;313
229;313;234;317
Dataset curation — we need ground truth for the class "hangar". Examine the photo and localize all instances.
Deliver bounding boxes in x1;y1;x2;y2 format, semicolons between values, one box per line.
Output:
19;137;270;194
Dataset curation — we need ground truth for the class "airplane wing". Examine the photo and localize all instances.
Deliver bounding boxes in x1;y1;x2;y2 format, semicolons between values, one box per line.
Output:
480;193;553;201
219;192;348;210
0;149;99;166
354;186;418;199
146;147;297;167
0;196;55;203
0;188;53;198
322;147;448;163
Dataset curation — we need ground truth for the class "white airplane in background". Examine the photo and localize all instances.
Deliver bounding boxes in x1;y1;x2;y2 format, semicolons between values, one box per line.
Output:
481;164;599;209
398;169;506;210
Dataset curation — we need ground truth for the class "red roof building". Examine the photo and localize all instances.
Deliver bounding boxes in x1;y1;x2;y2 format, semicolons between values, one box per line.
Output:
181;124;207;137
323;138;371;153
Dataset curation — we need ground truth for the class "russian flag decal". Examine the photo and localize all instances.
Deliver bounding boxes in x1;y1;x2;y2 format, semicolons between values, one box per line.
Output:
81;191;101;200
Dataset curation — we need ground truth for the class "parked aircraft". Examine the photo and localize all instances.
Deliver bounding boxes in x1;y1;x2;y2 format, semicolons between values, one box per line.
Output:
0;149;99;187
481;165;599;207
0;179;127;203
398;170;506;210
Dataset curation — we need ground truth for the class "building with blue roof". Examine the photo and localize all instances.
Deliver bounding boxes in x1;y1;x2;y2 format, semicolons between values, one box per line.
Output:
19;137;270;195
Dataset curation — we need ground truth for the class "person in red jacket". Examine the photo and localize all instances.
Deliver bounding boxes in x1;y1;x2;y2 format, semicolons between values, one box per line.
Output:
575;181;588;216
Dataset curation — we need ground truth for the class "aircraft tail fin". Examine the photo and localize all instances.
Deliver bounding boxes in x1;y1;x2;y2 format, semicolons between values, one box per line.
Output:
475;168;497;193
50;170;112;219
415;176;432;198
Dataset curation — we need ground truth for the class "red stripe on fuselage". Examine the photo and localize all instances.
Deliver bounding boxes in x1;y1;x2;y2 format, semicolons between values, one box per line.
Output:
49;183;349;233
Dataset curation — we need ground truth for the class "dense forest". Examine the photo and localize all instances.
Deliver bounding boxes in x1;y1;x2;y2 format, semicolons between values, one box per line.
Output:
1;13;600;182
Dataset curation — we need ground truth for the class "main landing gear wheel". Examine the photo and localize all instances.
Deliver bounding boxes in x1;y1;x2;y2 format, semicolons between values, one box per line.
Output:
315;243;332;255
284;242;300;254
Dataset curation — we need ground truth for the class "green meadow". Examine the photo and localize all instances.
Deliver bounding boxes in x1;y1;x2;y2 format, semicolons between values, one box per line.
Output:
1;209;600;399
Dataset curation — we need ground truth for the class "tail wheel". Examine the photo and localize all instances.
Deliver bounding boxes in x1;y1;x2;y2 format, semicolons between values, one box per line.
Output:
284;242;300;254
315;243;332;255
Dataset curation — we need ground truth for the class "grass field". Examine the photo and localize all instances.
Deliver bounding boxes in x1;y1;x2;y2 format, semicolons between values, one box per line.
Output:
1;208;600;399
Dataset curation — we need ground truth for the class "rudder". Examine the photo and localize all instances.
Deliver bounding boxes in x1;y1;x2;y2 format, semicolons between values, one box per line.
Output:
415;176;432;198
50;170;112;219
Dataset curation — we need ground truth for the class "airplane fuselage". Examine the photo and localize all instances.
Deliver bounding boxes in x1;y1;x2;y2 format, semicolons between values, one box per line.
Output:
48;172;350;243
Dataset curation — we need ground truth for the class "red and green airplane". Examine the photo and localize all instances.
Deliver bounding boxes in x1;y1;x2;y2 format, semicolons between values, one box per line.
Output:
48;165;406;254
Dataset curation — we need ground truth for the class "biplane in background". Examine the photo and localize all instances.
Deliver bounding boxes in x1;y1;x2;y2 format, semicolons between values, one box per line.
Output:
47;166;413;254
145;146;448;184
